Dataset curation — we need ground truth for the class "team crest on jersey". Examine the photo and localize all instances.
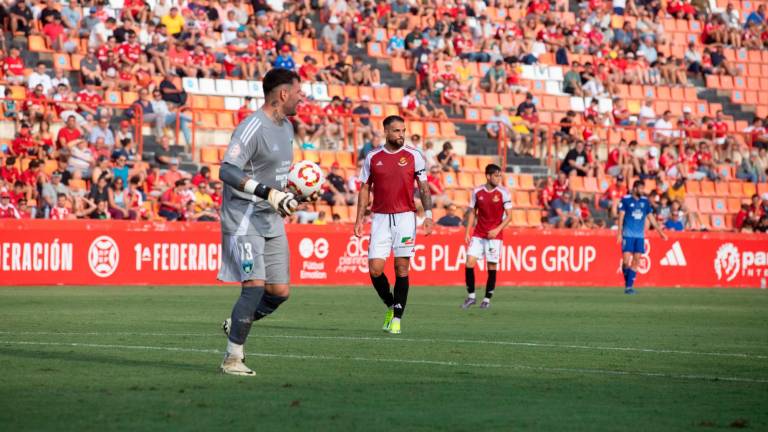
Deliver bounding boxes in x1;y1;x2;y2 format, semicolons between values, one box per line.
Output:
492;194;500;202
398;157;408;167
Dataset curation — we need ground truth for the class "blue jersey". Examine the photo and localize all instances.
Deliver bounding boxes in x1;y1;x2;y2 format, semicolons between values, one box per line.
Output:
619;195;652;239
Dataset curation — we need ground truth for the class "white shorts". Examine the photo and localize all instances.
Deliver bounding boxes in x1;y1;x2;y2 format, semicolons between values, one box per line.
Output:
467;237;502;263
369;212;417;260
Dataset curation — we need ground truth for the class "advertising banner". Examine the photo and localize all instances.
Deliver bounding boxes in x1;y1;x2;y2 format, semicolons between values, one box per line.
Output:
1;220;766;288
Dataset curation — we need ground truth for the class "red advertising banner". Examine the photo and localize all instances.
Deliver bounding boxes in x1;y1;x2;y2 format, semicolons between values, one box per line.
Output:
0;220;766;288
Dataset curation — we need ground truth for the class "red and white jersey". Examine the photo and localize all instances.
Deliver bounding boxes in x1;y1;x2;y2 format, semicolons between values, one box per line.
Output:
469;186;512;239
0;203;20;219
360;146;427;214
50;205;70;220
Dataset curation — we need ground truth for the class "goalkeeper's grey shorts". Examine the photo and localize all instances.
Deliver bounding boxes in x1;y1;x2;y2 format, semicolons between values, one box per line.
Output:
217;234;290;284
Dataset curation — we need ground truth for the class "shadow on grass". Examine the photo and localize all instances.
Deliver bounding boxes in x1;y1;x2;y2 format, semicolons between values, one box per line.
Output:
0;346;213;374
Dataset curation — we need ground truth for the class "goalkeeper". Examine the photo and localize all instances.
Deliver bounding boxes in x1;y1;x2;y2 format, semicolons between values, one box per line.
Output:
216;68;306;376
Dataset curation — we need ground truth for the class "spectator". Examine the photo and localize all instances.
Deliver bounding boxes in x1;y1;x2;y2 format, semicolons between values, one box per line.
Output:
734;203;750;232
312;210;328;225
28;63;53;95
548;191;580;228
3;88;18;121
89;172;111;204
191;166;211;188
563;62;584;96
426;165;452;209
401;87;430;118
89;199;111;220
10;1;33;37
162;158;187;185
437;142;460;172
639;99;656;127
664;201;685;232
236;96;253;124
159;179;186;221
560;140;590;177
40;171;70;217
89;17;117;49
486;105;513;140
108;177;136;220
151;89;194;146
112;154;130;187
159;71;188;106
694;141;720;181
49;194;72;220
0;192;20;219
321;162;355;206
154;136;176;168
3;46;25;85
67;139;94;179
89;117;116;148
599;174;627;219
321;16;348;53
480;60;508;93
161;7;185;37
437;204;462;227
516;93;537;116
273;45;296;70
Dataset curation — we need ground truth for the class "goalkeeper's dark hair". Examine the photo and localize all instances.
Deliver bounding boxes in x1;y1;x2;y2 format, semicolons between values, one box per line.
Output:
383;115;405;128
262;68;300;98
485;164;502;176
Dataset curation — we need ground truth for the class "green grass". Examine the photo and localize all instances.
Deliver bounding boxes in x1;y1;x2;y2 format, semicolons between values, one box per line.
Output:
0;286;767;431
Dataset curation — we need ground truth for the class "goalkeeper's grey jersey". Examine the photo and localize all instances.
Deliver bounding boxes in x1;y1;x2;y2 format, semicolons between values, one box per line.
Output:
220;109;294;237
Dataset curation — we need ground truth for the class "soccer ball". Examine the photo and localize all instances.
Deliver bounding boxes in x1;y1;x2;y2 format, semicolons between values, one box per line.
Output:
287;160;325;199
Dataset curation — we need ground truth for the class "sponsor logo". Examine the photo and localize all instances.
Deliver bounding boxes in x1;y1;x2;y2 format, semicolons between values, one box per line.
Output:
336;235;369;273
376;161;383;166
715;243;740;282
398;157;408;167
298;237;329;280
660;241;687;267
89;236;119;278
401;236;415;246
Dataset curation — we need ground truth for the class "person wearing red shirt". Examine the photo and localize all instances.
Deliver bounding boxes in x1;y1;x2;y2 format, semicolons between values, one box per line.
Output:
1;158;21;184
20;159;42;187
168;40;195;77
599;174;627;217
191;166;211;188
50;193;71;220
354;115;433;334
694;141;719;180
538;177;554;209
426;165;451;208
711;110;728;146
57;115;82;149
298;56;319;81
462;163;513;309
24;85;49;122
158;179;185;221
97;37;120;64
612;98;631;126
236;96;253;125
42;15;67;51
3;46;25;84
0;193;20;218
605;141;633;179
76;87;102;119
552;171;569;201
119;32;142;65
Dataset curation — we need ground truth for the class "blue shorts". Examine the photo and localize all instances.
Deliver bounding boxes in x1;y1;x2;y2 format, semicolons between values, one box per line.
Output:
621;237;645;254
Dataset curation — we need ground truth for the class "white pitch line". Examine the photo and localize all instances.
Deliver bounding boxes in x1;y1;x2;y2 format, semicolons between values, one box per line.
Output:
1;340;767;385
0;330;766;360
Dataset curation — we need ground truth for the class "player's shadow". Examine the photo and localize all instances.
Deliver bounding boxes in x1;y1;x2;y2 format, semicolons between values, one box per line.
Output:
0;346;214;373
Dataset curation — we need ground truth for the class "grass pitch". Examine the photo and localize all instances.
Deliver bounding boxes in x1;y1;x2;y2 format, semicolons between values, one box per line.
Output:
0;285;766;431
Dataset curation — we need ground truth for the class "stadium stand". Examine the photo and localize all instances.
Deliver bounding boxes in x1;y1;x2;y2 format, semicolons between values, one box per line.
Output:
0;0;765;232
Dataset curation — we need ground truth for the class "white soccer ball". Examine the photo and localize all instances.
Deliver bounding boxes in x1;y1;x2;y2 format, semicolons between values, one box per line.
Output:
287;160;325;199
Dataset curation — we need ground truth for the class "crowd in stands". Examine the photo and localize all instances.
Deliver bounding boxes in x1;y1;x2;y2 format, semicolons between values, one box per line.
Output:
0;0;766;233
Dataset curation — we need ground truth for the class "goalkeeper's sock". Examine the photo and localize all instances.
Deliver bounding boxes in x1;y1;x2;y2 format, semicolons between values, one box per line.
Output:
484;269;497;300
371;273;394;307
393;276;409;319
465;266;475;294
226;340;244;359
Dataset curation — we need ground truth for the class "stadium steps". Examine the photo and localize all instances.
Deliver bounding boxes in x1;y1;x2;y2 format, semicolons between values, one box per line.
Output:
697;88;755;122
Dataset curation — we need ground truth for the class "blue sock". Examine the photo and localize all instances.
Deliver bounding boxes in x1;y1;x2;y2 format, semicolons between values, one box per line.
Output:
622;266;629;287
627;269;637;288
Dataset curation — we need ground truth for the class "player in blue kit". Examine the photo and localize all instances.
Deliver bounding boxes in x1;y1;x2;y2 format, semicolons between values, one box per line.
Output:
617;180;667;294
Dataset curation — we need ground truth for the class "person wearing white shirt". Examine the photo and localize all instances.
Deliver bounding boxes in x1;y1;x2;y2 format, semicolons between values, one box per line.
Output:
221;11;240;43
28;63;54;95
51;69;70;93
639;100;656;126
654;110;675;143
582;75;607;98
88;18;115;49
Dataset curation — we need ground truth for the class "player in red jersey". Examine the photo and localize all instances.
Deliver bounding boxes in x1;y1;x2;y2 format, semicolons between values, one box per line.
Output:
461;164;513;309
354;115;433;334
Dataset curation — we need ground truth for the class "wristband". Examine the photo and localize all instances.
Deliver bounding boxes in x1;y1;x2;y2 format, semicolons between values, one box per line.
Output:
244;179;271;199
425;210;433;219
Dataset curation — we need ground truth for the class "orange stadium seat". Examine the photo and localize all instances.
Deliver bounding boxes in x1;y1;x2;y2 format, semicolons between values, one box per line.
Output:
686;180;701;195
700;181;716;197
698;198;713;214
514;191;531;207
743;182;757;197
200;147;219;164
526;210;542;227
336;152;354;168
511;209;527;227
472;173;486;186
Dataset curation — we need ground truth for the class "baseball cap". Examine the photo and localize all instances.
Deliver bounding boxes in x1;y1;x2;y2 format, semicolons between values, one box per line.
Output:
329;15;340;24
683;106;692;113
331;161;340;169
120;120;130;128
0;192;9;198
343;97;352;104
281;45;291;52
361;95;370;101
421;38;429;45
